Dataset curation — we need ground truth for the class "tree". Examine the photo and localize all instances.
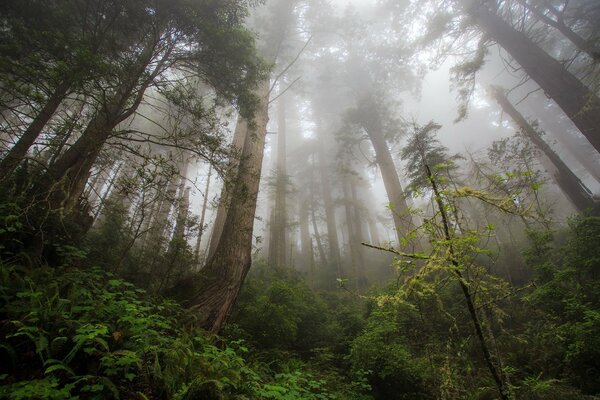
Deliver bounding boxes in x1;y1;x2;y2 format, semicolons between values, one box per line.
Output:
399;121;512;400
0;0;147;179
490;86;596;211
188;0;299;332
14;0;265;260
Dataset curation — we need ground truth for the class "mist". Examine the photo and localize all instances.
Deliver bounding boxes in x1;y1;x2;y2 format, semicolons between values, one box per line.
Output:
1;0;599;398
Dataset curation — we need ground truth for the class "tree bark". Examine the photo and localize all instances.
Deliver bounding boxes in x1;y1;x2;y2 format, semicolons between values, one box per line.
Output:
491;86;595;211
206;118;248;261
299;194;314;272
33;39;165;215
188;80;270;333
470;2;600;153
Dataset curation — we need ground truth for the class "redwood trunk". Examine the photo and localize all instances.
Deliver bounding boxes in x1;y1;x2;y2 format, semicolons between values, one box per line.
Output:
206;118;248;261
188;81;270;333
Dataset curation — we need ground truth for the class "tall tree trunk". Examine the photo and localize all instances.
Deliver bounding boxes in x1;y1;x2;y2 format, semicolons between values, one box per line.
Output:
0;81;70;180
194;165;212;262
342;174;366;289
299;195;313;272
268;93;288;267
491;86;595;211
34;39;165;214
206;118;248;261
317;143;342;275
309;168;328;266
524;98;600;182
188;80;270;333
469;1;600;153
360;111;413;246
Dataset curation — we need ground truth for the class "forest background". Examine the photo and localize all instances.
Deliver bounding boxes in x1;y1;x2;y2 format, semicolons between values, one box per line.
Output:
0;0;599;399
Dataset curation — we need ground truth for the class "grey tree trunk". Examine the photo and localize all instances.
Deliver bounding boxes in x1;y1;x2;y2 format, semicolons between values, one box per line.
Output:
268;93;288;267
491;86;595;211
470;2;600;153
361;114;413;246
194;165;212;262
317;141;342;275
342;174;366;289
0;81;70;180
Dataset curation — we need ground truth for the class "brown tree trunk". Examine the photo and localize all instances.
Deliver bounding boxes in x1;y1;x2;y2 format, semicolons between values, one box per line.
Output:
491;86;595;211
470;2;600;153
188;80;270;333
206;118;248;261
0;81;70;180
34;39;165;214
309;166;328;266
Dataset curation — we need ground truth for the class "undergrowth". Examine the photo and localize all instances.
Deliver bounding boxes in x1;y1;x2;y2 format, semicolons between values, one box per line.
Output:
0;264;368;399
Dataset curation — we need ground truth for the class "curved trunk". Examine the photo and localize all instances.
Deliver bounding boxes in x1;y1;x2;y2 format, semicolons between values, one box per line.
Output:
363;120;413;246
206;118;248;261
188;80;270;333
491;87;595;211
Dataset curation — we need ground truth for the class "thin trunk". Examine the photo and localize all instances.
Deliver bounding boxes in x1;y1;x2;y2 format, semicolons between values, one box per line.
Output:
188;80;270;333
309;175;328;265
0;81;70;180
426;162;510;400
470;2;600;153
268;93;288;267
299;196;313;272
491;86;595;211
342;174;366;289
92;163;123;221
194;165;212;262
317;144;341;275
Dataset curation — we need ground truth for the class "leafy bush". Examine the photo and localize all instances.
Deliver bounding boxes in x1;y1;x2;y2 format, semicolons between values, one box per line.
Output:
350;306;434;400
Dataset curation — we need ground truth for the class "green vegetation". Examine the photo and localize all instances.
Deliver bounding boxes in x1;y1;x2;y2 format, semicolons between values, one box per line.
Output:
0;264;370;399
